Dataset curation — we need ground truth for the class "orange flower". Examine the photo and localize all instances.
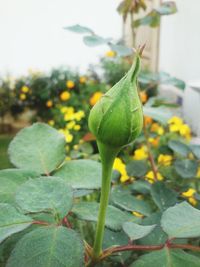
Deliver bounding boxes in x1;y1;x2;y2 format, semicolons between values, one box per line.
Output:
89;92;103;106
46;100;53;108
139;91;147;103
66;80;75;89
144;116;152;126
60;91;71;101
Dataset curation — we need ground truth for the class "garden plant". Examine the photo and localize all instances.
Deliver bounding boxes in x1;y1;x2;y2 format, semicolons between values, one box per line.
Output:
0;51;200;267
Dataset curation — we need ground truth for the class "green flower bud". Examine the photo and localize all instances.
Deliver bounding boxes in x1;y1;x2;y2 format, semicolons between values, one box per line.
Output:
88;53;143;149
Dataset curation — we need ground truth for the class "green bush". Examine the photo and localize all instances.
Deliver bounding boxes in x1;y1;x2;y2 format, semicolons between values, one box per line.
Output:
0;55;199;267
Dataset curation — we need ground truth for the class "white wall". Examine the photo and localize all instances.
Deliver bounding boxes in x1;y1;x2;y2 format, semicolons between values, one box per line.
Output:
159;0;200;83
0;0;122;76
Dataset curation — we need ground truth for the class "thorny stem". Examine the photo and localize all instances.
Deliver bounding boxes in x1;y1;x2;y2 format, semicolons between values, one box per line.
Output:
143;121;158;181
91;142;119;261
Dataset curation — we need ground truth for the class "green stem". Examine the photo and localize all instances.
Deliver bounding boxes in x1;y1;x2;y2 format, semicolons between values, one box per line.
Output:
92;141;119;261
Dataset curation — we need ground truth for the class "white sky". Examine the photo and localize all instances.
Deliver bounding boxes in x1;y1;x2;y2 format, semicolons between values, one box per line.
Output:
0;0;122;76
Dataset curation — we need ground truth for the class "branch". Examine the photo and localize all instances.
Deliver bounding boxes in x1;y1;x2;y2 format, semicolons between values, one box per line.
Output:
169;244;200;252
143;122;158;181
32;221;49;226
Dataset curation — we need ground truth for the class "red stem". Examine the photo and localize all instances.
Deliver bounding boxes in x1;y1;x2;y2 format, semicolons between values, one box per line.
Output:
63;216;72;228
103;244;164;256
143;122;158;181
102;242;200;257
32;221;49;226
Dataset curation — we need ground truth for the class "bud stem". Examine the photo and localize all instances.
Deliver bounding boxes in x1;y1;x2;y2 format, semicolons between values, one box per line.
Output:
92;141;119;260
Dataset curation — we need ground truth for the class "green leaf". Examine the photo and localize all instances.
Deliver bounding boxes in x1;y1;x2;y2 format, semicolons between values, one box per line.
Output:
79;142;93;154
163;76;185;90
159;166;180;181
54;159;102;189
138;212;167;245
111;185;152;216
0;203;33;244
103;229;130;263
155;1;177;15
8;123;66;174
150;182;178;211
6;226;84;267
126;160;149;178
72;202;133;231
143;107;172;124
134;11;160;28
161;202;200;238
134;2;177;28
16;177;73;218
131;181;151;194
0;169;38;204
190;144;200;159
83;35;110;47
123;222;156;241
103;229;128;249
174;159;198;178
132;248;200;267
73;189;93;198
168;140;190;157
109;44;133;57
64;24;93;34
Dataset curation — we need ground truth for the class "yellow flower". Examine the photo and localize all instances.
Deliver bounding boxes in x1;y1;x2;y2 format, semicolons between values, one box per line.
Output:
168;116;191;140
182;188;197;206
63;107;76;121
74;110;85;121
65;133;73;143
65;156;71;161
158;154;173;166
133;146;148;160
48;120;55;126
64;114;74;121
60;107;68;113
74;124;81;131
19;94;26;100
168;116;183;125
60;91;71;101
179;124;191;140
73;145;79;150
182;188;196;198
58;129;73;143
66;80;75;89
113;158;129;183
169;124;180;133
145;171;164;184
89;92;103;106
66;121;76;130
132;211;144;218
188;197;197;206
139;91;148;104
21;85;29;93
46;100;53;108
105;50;116;57
79;76;87;84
